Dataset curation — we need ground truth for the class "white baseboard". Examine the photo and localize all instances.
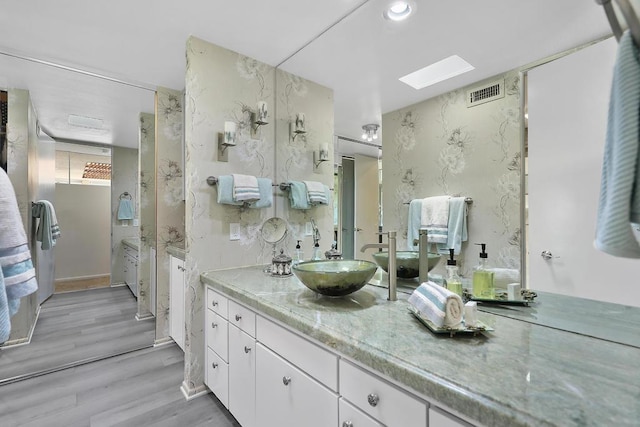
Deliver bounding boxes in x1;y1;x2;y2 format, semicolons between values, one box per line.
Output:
55;274;110;283
180;381;209;401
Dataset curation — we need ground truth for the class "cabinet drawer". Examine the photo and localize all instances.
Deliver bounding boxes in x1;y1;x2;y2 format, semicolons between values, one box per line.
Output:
340;398;383;427
206;309;228;362
206;347;229;409
339;360;427;427
256;343;338;427
429;407;473;427
228;300;256;337
257;316;338;391
206;287;228;319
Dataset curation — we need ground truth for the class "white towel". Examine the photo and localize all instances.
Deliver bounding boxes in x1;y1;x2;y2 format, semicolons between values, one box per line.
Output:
303;180;327;205
232;174;260;202
595;31;640;258
421;196;449;244
408;281;463;328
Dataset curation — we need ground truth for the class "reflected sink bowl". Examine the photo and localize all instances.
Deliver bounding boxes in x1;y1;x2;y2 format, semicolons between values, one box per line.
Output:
292;260;377;297
371;251;442;279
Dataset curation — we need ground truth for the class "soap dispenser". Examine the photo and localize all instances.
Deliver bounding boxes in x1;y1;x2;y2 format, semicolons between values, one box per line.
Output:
444;249;463;297
472;243;495;299
293;240;303;265
311;242;322;261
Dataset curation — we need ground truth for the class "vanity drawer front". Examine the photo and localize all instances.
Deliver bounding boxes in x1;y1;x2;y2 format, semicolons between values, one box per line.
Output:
206;308;228;362
206;347;229;409
257;316;338;391
228;300;256;337
340;398;383;427
339;360;427;427
207;288;228;319
429;407;473;427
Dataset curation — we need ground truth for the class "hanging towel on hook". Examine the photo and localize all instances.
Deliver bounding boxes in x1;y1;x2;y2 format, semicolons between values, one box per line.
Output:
117;196;135;220
32;200;61;250
0;169;38;342
595;31;640;258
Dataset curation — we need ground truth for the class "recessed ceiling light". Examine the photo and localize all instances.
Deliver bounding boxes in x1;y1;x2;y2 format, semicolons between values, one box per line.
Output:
399;55;475;90
68;114;104;129
383;1;413;21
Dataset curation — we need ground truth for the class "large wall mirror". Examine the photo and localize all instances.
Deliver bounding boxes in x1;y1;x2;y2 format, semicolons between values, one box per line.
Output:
0;51;157;383
276;0;640;346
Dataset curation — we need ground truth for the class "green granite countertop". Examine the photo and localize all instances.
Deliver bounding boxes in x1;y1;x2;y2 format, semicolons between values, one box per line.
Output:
121;238;139;251
201;265;640;427
167;245;186;260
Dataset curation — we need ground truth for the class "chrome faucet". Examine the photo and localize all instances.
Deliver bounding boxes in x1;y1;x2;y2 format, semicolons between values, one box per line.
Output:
360;231;397;301
418;229;429;283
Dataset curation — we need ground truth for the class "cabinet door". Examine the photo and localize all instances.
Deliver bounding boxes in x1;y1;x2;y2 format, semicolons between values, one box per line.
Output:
169;256;185;350
429;408;473;427
340;398;383;427
228;324;256;427
206;309;228;362
256;343;338;427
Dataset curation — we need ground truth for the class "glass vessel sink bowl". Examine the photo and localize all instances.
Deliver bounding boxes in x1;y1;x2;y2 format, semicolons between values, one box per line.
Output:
292;260;378;297
371;251;442;279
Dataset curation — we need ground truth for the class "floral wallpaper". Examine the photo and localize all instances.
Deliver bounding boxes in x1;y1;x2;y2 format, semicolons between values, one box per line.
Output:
155;86;185;341
182;37;334;396
382;72;522;278
110;146;139;285
136;113;155;319
4;89;38;344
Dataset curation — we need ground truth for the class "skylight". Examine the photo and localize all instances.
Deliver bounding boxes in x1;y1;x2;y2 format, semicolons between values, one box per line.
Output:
399;55;474;90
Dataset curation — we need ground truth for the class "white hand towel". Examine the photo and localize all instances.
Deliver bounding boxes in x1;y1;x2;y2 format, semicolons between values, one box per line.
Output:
232;174;260;202
303;180;327;205
408;281;463;328
421;196;449;244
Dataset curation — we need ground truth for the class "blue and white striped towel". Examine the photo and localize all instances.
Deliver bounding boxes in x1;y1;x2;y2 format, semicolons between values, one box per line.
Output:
595;31;640;258
232;174;260;202
304;180;328;205
408;281;463;328
421;196;449;244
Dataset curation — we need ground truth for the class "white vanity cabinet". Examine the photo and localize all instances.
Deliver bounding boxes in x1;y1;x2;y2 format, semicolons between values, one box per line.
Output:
123;246;138;298
227;300;257;427
169;255;185;350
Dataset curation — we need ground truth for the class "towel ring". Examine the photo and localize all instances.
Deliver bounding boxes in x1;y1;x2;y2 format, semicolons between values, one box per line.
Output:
119;192;132;200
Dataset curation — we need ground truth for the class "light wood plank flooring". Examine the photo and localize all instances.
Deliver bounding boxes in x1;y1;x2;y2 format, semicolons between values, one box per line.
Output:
0;286;155;382
0;345;240;427
55;275;111;293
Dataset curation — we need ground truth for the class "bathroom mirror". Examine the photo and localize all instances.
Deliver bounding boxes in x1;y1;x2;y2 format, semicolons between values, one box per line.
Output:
274;0;640;341
0;51;157;383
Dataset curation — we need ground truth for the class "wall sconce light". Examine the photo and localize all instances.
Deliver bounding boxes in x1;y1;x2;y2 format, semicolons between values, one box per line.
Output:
251;101;268;138
218;121;237;162
290;112;307;141
313;143;330;172
361;124;379;142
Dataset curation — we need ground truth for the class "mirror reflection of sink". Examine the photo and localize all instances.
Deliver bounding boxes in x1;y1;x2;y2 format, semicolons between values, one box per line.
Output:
292;259;377;297
371;251;441;279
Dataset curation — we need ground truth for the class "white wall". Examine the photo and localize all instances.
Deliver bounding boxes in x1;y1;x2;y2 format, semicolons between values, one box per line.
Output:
54;183;111;280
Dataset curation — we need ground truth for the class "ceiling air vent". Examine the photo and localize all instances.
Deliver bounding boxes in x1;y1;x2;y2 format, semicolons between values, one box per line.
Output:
466;79;504;107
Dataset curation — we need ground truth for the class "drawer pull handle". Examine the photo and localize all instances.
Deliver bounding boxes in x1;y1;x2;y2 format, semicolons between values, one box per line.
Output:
342;422;354;427
235;314;242;321
211;301;218;307
367;393;379;407
211;322;217;329
244;346;251;354
212;362;218;369
282;376;291;386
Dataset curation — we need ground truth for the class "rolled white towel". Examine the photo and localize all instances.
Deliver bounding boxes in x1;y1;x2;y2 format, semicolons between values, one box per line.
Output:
408;281;463;328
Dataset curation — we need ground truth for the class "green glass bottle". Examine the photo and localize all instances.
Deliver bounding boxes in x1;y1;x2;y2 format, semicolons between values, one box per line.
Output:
444;248;463;297
472;243;495;299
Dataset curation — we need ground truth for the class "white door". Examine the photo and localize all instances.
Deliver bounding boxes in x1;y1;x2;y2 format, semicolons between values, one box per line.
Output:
169;255;185;350
528;37;640;307
354;154;380;262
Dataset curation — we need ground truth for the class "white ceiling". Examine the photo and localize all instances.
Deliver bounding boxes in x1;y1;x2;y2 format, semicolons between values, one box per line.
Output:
0;0;616;154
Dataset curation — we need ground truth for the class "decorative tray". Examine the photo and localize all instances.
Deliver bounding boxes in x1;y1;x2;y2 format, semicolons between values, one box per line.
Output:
464;289;537;306
408;307;493;337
